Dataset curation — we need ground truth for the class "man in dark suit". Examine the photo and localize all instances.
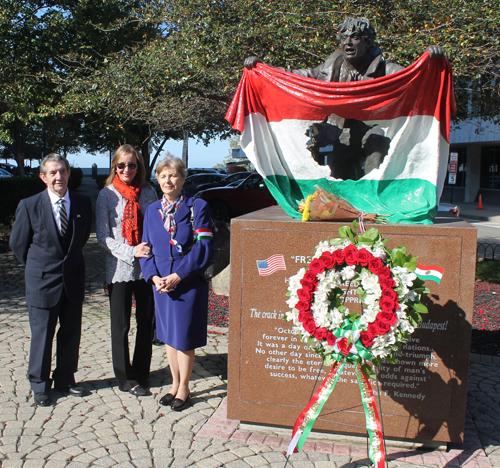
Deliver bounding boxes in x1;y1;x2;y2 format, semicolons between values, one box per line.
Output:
10;153;92;406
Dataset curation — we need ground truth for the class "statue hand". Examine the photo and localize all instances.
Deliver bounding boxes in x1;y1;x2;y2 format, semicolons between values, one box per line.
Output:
426;45;446;59
244;56;261;69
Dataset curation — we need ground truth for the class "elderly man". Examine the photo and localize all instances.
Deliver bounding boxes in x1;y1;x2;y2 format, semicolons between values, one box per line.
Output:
244;17;445;180
10;153;92;406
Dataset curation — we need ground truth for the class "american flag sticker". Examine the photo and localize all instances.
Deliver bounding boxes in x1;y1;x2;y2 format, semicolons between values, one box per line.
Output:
256;254;286;276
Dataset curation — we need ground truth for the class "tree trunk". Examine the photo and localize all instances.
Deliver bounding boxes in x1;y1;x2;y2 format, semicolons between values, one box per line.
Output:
13;120;26;177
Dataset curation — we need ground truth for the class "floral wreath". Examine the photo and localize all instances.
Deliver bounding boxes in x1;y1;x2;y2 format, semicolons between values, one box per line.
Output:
285;225;430;368
284;225;431;465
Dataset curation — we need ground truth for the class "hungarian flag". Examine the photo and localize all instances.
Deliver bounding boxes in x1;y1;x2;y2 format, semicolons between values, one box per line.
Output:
225;53;456;224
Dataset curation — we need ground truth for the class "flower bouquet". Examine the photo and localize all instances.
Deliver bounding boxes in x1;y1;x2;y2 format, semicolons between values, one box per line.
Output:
299;186;386;223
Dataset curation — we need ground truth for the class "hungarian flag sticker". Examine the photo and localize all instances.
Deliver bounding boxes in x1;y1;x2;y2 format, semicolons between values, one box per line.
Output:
415;263;444;284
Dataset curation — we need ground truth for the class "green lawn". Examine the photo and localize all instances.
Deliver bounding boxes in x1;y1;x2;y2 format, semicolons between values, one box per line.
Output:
476;260;500;283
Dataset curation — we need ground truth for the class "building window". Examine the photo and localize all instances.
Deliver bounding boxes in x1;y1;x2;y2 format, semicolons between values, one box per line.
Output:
480;146;500;190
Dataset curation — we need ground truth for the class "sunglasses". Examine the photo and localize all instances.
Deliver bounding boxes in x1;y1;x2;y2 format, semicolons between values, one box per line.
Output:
116;162;137;170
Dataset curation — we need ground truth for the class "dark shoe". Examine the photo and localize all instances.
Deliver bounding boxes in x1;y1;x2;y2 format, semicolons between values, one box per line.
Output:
171;394;190;412
159;393;176;406
129;385;150;397
34;392;51;407
152;339;164;346
56;384;86;396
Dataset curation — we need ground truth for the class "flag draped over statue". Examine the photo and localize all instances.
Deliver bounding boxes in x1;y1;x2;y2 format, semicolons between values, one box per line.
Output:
225;53;456;224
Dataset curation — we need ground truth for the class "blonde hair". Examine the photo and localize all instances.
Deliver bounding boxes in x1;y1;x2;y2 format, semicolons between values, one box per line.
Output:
105;144;147;187
155;156;187;179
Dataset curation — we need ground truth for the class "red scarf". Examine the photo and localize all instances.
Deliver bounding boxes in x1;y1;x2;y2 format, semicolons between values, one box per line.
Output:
112;174;143;246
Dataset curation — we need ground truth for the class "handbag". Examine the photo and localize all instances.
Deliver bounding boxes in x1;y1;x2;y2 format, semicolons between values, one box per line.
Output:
189;204;231;281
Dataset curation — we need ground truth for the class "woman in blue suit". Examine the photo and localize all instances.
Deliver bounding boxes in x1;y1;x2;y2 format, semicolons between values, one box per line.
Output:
140;157;212;411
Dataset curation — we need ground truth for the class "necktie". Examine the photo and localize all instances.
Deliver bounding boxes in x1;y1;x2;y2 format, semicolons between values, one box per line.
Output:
58;198;68;236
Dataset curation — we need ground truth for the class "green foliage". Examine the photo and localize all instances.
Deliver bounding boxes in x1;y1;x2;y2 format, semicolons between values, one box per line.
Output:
476;260;500;284
0;177;45;224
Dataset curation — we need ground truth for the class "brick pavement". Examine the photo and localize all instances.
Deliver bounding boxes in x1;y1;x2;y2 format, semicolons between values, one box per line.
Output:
1;234;500;467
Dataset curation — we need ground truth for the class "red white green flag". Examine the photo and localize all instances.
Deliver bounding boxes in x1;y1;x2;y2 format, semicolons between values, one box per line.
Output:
415;263;444;283
225;53;456;224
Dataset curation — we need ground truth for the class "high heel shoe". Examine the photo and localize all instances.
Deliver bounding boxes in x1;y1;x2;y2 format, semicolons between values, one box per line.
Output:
171;393;190;412
159;393;176;406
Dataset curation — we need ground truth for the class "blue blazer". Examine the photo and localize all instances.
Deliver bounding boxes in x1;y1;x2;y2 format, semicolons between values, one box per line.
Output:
10;189;92;308
140;194;212;282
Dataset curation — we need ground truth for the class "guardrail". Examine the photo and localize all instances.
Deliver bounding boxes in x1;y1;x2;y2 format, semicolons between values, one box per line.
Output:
477;243;500;261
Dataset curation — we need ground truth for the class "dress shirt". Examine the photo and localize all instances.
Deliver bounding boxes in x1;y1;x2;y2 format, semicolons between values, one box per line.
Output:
47;189;71;233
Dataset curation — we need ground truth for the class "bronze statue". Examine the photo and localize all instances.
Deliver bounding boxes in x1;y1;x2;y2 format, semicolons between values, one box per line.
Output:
244;17;445;180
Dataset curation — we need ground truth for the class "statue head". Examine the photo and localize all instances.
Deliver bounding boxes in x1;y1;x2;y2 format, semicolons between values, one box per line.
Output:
336;17;376;65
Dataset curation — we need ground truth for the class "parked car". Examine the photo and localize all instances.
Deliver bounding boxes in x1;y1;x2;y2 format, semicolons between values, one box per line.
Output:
183;173;227;196
196;172;251;192
187;167;221;177
0;163;17;175
195;173;277;220
0;168;13;178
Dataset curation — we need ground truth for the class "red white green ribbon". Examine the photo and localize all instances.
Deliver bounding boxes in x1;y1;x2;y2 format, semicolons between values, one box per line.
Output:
195;228;213;241
286;360;345;455
286;360;386;468
355;364;386;468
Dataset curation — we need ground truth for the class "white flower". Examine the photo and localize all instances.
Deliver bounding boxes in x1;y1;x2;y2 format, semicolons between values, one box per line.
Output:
329;308;344;328
360;271;381;296
341;265;356;281
286;295;299;309
359;307;378;326
288;269;305;291
407;290;418;301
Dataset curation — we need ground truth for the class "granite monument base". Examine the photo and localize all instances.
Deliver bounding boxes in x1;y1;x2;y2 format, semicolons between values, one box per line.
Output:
227;206;476;444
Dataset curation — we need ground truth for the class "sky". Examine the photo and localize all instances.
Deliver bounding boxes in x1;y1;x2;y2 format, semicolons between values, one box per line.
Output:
69;137;232;170
6;136;233;171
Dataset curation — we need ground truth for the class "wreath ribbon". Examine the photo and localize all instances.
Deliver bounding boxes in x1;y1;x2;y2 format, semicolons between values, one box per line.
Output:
286;361;386;468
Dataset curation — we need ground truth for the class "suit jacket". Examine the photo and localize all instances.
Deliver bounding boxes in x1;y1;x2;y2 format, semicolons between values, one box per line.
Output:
292;47;403;82
10;189;92;308
140;193;212;283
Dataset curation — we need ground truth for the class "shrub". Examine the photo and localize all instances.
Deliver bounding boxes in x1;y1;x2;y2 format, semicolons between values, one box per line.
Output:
96;174;109;190
0;177;45;225
68;167;83;190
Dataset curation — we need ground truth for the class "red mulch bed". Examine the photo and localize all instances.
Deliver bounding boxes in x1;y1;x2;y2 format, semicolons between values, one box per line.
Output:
471;280;500;356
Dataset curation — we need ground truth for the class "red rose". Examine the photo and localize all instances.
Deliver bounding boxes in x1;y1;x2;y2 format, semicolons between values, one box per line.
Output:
368;322;382;335
320;251;335;269
299;279;315;292
343;244;358;266
332;249;345;265
377;310;398;326
309;258;325;275
375;318;391;334
303;318;317;334
297;288;313;303
298;311;311;322
295;300;311;312
368;257;383;274
314;327;329;341
326;332;337;346
360;331;375;347
356;248;372;266
380;277;396;289
303;270;318;284
381;288;398;302
378;267;392;280
379;297;397;312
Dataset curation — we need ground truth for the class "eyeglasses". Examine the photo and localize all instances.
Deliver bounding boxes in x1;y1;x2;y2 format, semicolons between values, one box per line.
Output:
116;163;137;170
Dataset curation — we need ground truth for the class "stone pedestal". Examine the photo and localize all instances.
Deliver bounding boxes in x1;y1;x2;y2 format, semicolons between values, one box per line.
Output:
227;206;477;443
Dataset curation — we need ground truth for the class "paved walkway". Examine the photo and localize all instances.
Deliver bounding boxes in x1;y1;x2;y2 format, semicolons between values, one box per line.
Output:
0;178;499;467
